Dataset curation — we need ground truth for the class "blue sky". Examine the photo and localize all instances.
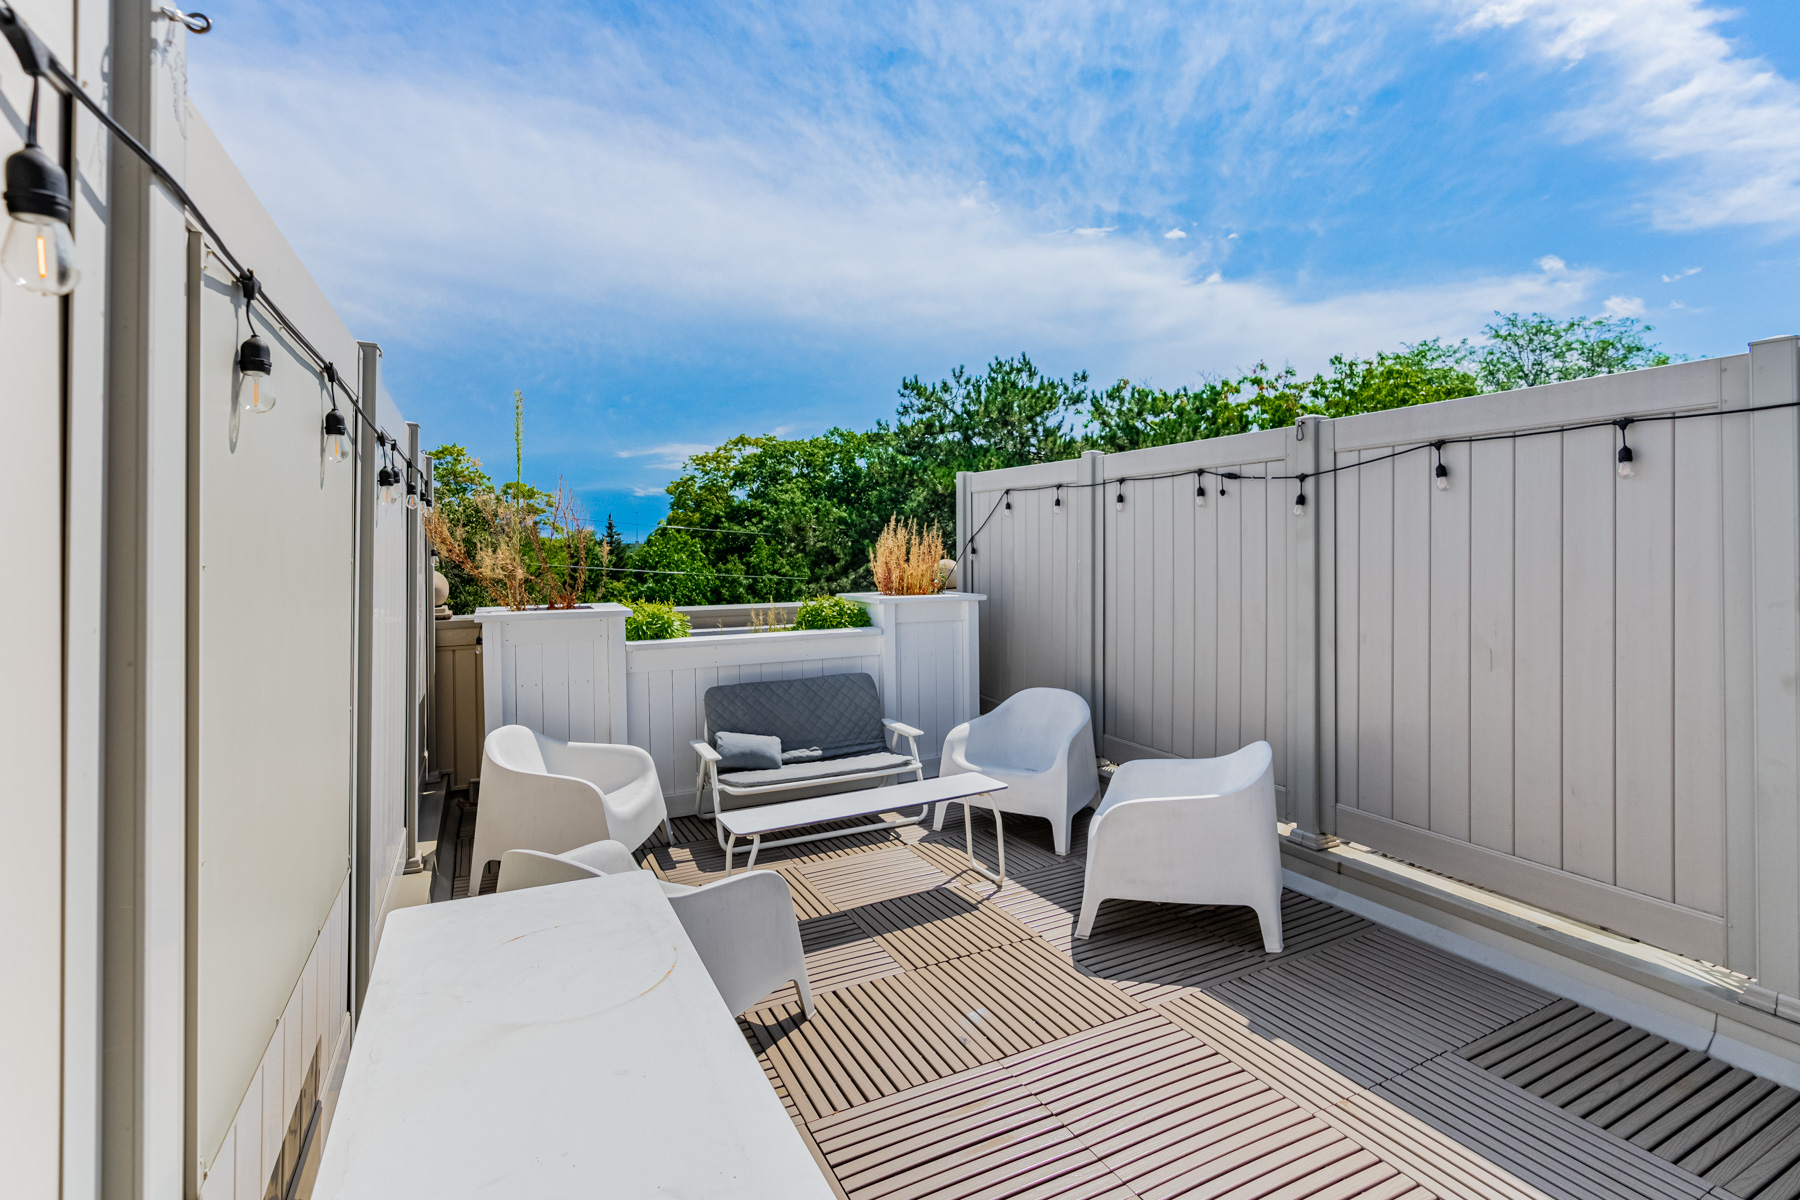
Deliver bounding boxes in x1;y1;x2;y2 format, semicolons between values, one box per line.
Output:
188;0;1800;536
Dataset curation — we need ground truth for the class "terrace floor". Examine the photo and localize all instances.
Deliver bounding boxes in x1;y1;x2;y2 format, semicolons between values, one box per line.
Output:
451;798;1800;1200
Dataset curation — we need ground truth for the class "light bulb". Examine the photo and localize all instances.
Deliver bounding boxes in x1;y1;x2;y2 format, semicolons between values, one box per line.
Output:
1435;462;1450;491
1294;493;1307;516
323;408;350;463
1617;446;1634;478
378;465;400;505
237;334;276;413
1115;490;1125;511
1195;484;1207;508
3;141;80;296
2;211;78;295
405;480;419;510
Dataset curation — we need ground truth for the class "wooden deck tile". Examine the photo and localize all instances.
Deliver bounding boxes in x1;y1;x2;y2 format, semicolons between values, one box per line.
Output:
1461;997;1800;1197
1378;1055;1711;1200
1001;1011;1433;1200
808;1064;1137;1200
1204;928;1552;1087
1160;990;1556;1200
757;911;908;1007
909;804;1072;881
846;887;1035;969
799;846;955;909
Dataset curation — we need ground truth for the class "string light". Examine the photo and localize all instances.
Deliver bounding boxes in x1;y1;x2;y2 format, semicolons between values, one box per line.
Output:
235;272;276;413
1053;485;1062;510
1195;472;1207;507
1;77;78;296
1293;473;1308;517
1434;442;1449;491
405;463;420;510
0;4;429;483
1616;419;1635;479
1115;485;1125;511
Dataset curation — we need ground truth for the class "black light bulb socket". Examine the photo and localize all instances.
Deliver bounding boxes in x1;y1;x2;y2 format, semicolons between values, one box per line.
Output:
323;407;348;438
1295;491;1307;509
1618;445;1633;464
237;333;273;377
4;142;72;225
377;465;399;488
1435;462;1449;480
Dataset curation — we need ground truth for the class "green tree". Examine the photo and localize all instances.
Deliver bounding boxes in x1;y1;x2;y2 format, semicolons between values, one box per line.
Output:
1476;313;1676;392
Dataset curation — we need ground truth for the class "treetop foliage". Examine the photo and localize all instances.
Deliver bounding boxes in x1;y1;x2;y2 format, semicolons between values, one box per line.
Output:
428;312;1682;613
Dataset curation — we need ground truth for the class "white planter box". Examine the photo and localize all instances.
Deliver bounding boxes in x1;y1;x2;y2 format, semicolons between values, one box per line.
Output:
471;605;631;746
471;593;982;817
840;592;984;782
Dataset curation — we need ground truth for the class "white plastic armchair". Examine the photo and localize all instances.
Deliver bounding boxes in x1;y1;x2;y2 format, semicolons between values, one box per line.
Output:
497;840;814;1018
1076;741;1283;952
470;725;670;895
932;688;1098;855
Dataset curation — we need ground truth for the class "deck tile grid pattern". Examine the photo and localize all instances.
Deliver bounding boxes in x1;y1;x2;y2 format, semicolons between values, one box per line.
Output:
454;800;1790;1200
1462;1000;1800;1199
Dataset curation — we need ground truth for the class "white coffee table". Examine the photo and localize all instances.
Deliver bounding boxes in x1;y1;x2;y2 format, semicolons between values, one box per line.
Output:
716;773;1011;884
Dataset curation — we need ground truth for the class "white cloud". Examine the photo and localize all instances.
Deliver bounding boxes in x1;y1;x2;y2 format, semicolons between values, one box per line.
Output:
1451;0;1800;231
1602;294;1645;317
187;12;1609;383
615;443;714;469
629;485;671;497
1163;228;1188;239
1661;266;1701;282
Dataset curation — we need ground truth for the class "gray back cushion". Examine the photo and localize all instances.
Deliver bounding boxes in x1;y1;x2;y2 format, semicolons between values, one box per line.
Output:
704;673;887;761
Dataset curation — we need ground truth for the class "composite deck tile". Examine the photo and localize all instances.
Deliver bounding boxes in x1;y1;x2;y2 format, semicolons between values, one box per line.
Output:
1066;891;1372;1004
808;1064;1135;1200
1161;991;1558;1200
1377;1055;1711;1200
1203;928;1552;1088
1463;997;1800;1191
757;911;908;1007
908;804;1072;881
800;845;956;909
742;973;1002;1121
846;887;1036;969
644;816;925;888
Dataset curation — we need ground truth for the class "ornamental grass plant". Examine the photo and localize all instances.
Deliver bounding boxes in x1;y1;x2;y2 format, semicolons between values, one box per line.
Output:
869;516;946;596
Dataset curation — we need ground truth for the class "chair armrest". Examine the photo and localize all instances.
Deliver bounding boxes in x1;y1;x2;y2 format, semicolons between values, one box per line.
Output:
882;718;924;739
540;740;658;794
667;871;804;1013
690;739;721;762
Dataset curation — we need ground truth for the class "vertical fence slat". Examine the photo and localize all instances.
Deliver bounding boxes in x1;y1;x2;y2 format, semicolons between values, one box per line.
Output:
1674;415;1726;917
1469;438;1516;855
1562;424;1617;885
1615;418;1676;902
1429;439;1472;841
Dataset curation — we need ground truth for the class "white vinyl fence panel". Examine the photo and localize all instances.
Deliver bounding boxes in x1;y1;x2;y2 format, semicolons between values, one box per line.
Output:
965;338;1800;993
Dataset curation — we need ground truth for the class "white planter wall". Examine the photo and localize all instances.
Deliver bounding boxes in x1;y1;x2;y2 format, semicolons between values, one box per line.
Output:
473;605;631;746
474;594;983;817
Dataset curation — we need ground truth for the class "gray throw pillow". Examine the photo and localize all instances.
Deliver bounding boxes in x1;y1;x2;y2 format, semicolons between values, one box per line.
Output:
781;746;824;763
715;730;782;770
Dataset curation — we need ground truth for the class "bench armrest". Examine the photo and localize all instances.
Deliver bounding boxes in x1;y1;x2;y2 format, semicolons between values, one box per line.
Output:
690;739;721;762
882;718;924;739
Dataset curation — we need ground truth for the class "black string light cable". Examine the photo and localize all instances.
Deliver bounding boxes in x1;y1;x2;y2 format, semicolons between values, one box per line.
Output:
0;3;425;481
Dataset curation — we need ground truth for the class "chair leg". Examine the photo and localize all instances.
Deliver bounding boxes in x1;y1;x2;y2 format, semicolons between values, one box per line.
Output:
1052;815;1070;857
1253;900;1284;954
1075;890;1103;939
793;968;815;1019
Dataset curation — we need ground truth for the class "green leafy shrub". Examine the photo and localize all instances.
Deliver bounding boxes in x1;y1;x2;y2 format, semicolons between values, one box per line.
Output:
625;602;692;640
791;596;871;630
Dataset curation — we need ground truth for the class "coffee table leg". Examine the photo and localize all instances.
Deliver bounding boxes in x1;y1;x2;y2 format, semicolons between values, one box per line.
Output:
745;835;762;873
724;833;737;877
963;792;1006;886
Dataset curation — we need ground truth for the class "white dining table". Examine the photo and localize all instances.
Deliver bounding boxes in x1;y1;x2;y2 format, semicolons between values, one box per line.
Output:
310;870;836;1199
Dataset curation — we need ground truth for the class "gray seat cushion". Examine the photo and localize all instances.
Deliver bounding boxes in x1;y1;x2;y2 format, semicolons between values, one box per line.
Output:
719;751;916;789
704;673;888;761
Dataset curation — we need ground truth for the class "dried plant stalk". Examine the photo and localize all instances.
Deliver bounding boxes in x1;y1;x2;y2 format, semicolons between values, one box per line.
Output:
869;516;946;595
425;483;605;611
